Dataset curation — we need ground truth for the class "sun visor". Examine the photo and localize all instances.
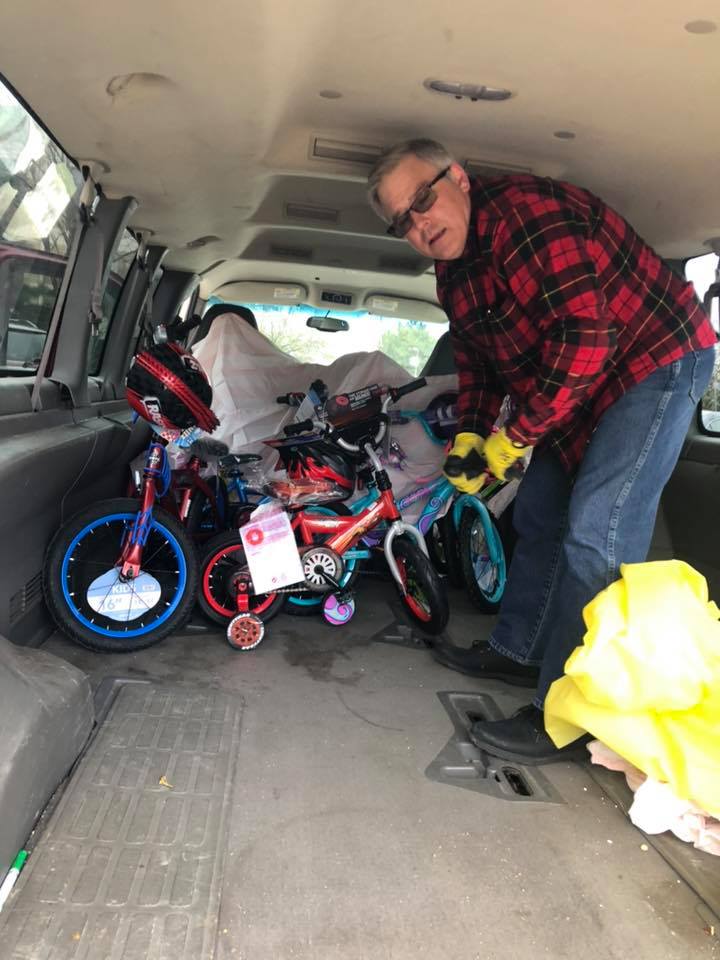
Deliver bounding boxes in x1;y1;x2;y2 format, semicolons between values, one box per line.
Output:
363;294;446;324
211;281;308;306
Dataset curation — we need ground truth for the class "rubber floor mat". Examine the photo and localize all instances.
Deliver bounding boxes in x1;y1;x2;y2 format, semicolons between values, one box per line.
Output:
425;691;563;804
0;681;242;959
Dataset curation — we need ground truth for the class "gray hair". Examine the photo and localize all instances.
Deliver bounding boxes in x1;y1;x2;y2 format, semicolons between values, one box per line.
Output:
367;138;455;220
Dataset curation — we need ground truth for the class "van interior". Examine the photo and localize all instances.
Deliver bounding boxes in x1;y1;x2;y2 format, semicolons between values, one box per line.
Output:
0;3;719;958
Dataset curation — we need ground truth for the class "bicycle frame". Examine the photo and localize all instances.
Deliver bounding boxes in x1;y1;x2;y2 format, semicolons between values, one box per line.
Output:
291;485;426;592
172;458;224;527
120;441;167;578
129;440;225;533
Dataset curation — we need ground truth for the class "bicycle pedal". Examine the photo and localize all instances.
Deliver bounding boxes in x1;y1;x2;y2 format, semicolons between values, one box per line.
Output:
322;593;355;625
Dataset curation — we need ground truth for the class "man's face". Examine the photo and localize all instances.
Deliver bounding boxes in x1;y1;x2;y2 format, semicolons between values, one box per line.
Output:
376;156;472;261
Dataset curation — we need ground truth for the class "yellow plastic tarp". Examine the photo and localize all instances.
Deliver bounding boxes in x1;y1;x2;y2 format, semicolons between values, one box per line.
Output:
544;560;720;818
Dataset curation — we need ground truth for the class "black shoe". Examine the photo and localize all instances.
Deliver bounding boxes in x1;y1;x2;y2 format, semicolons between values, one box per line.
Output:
468;705;591;765
431;641;539;687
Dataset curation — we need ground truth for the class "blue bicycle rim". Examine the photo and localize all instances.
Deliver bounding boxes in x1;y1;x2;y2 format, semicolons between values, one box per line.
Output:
60;511;188;638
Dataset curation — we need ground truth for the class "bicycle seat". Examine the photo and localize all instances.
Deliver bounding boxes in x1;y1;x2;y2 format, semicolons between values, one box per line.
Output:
188;438;230;460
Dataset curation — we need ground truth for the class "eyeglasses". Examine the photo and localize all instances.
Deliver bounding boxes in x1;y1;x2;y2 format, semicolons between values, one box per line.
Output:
386;167;450;238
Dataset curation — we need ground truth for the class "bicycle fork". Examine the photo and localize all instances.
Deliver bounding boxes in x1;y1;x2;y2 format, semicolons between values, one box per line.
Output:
119;442;165;579
383;520;429;595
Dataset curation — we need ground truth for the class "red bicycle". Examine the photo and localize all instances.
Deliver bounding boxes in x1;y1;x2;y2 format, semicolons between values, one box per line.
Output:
127;435;229;541
198;378;450;649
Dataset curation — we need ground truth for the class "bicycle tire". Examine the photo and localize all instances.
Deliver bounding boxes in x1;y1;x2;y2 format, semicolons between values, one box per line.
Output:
458;505;506;613
390;535;449;636
426;512;464;588
284;502;362;616
43;497;197;653
198;530;286;625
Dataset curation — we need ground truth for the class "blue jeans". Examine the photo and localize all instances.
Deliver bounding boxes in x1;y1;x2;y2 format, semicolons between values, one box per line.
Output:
488;347;715;706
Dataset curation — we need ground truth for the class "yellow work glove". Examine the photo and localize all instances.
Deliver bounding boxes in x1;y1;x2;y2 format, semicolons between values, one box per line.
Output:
483;427;530;481
443;432;487;495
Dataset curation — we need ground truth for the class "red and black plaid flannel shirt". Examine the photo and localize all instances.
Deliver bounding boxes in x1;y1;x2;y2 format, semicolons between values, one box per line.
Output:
435;176;716;474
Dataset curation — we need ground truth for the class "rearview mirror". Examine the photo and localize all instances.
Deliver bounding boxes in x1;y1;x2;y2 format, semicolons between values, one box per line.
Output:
306;316;349;333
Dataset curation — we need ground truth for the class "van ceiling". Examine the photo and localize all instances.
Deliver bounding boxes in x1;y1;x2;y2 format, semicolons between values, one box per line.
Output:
2;1;719;289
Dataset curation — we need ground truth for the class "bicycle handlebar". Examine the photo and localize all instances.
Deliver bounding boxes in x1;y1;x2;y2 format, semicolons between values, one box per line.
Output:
389;377;427;401
281;378;427;452
283;418;316;437
444;446;525;482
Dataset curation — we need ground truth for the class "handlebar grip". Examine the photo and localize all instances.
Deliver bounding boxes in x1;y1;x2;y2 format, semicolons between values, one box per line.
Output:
444;447;526;482
505;460;526;481
391;377;427;401
443;448;486;479
276;392;306;406
283;418;315;437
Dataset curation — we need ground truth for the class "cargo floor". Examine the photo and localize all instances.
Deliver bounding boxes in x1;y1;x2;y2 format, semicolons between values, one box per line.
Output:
9;579;718;960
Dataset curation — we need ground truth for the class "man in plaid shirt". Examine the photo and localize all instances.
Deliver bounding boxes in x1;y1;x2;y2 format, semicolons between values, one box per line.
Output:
368;138;716;764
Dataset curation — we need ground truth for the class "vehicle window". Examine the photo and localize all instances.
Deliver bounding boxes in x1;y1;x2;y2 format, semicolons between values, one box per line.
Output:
207;299;448;376
0;77;82;374
87;229;139;375
685;252;720;433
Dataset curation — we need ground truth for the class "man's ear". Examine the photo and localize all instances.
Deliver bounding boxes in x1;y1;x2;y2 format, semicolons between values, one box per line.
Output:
449;162;471;193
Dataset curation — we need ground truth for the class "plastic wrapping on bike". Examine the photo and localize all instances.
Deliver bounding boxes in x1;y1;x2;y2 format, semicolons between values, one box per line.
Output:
263;477;347;506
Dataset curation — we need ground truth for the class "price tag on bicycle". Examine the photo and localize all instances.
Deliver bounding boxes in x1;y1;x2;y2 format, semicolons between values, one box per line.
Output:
240;502;305;594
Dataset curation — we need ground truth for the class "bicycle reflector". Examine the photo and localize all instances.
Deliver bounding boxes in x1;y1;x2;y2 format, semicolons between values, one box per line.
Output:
125;342;219;433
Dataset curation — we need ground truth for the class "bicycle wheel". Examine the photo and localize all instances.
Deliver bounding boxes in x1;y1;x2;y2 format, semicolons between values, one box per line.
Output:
458;505;506;613
426;512;464;588
198;530;286;626
285;503;363;617
389;535;449;635
43;498;197;653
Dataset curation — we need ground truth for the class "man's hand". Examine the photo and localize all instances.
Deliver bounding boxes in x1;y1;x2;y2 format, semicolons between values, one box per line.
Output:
483;427;530;481
443;432;487;495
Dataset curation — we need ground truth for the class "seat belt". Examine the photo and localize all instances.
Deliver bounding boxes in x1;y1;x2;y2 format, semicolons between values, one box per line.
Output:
30;171;96;412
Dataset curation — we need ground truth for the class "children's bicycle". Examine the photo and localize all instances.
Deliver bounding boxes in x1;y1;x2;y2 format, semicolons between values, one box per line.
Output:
44;339;220;653
198;378;450;649
44;437;199;652
387;400;512;612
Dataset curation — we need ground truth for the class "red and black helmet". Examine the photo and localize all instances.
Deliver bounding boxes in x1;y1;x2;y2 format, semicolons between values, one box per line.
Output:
266;436;356;499
125;342;219;434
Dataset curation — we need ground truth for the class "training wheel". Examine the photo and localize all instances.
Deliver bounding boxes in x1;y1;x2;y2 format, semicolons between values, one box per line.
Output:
226;612;265;650
322;593;356;626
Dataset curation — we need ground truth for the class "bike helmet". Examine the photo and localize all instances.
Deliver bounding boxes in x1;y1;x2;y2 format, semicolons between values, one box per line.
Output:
125;342;219;434
265;436;356;499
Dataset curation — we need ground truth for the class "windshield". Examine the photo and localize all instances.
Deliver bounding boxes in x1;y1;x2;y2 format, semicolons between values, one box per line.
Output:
207;299;448;377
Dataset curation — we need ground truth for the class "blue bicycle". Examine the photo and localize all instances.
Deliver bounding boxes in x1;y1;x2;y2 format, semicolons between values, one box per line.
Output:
358;403;509;613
